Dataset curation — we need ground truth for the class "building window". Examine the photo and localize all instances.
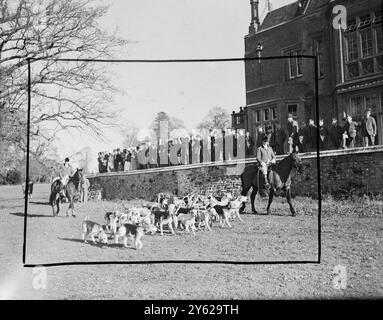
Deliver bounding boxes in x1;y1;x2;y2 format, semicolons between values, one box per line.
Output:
346;33;358;62
288;52;296;79
285;49;302;79
361;58;374;74
377;55;383;72
255;110;261;123
360;28;373;58
287;104;298;118
343;10;383;80
271;107;277;120
349;97;362;117
375;27;382;54
296;50;303;76
264;109;270;121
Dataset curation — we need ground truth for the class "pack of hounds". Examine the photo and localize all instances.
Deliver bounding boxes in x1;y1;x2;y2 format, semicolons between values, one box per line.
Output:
82;192;248;250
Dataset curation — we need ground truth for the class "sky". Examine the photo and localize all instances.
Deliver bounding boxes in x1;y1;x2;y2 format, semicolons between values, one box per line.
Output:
54;0;296;171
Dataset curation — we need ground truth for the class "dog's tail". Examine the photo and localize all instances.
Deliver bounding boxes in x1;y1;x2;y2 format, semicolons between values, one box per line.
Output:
84;215;89;221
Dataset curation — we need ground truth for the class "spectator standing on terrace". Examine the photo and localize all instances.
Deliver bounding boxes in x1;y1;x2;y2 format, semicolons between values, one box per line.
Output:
361;108;377;147
210;131;216;162
265;125;273;142
342;115;358;148
296;134;307;153
245;131;254;156
307;119;317;151
329;118;343;149
112;149;118;171
298;121;308;149
270;123;287;155
318;119;329;150
286;114;298;154
116;148;124;171
107;152;114;172
256;126;265;148
180;137;190;165
97;152;103;173
124;149;132;171
131;147;138;170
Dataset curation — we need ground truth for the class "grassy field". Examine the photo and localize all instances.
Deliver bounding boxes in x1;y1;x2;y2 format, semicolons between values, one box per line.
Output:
0;183;382;299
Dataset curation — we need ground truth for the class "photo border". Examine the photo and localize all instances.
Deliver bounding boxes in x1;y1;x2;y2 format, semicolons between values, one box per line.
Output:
22;55;321;267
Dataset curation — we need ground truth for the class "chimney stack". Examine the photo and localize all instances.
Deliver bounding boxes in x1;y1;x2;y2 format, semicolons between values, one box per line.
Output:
249;0;260;35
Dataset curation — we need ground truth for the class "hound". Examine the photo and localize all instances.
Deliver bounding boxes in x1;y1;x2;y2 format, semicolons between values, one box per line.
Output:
152;203;177;236
82;216;108;244
228;196;247;222
175;209;197;235
115;223;144;249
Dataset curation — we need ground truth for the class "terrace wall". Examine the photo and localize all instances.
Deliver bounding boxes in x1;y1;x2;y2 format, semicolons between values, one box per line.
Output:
88;146;383;200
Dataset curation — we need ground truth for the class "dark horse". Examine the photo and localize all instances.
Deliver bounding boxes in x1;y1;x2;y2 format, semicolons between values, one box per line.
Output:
239;153;303;216
49;169;83;217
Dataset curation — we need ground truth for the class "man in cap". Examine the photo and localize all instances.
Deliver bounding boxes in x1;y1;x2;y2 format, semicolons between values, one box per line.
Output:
256;135;276;190
59;157;74;201
286;114;299;154
329;117;342;149
59;157;74;187
342;114;358;148
361;108;377;147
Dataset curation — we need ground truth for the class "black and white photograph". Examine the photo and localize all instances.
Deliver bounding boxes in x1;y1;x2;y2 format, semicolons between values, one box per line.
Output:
0;0;382;302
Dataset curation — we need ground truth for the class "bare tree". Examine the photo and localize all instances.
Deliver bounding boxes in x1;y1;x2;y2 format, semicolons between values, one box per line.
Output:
150;111;186;141
122;122;139;148
197;106;230;132
0;0;129;155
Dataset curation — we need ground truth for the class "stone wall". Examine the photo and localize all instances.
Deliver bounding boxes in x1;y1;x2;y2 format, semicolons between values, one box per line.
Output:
88;146;383;200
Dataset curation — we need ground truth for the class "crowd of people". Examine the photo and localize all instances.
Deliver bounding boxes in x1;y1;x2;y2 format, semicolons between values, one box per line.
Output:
97;129;256;173
267;108;377;155
97;108;378;173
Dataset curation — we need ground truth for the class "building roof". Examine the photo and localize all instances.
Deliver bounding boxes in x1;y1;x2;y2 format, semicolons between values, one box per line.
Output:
259;1;300;30
305;0;331;14
259;0;331;31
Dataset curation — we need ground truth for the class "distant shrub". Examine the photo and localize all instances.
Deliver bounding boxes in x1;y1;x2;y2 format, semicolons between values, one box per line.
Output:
6;169;22;185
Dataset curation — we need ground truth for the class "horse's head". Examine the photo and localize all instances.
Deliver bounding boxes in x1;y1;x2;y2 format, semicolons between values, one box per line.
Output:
291;152;303;173
74;168;84;180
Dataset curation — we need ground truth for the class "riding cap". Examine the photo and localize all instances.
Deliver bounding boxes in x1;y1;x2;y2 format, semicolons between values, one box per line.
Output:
65;157;70;162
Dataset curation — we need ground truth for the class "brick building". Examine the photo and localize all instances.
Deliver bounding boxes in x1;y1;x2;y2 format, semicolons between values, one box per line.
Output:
232;0;383;146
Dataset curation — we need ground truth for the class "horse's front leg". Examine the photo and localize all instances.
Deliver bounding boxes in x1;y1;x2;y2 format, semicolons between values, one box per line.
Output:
65;200;70;218
72;202;76;217
250;186;258;214
266;188;274;215
239;186;251;214
286;188;296;216
51;202;56;217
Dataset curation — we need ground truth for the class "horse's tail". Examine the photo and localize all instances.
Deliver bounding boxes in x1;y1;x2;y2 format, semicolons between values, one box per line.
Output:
49;180;63;205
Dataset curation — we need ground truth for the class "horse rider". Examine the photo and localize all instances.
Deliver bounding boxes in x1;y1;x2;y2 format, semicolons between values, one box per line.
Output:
256;135;276;190
58;158;75;201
